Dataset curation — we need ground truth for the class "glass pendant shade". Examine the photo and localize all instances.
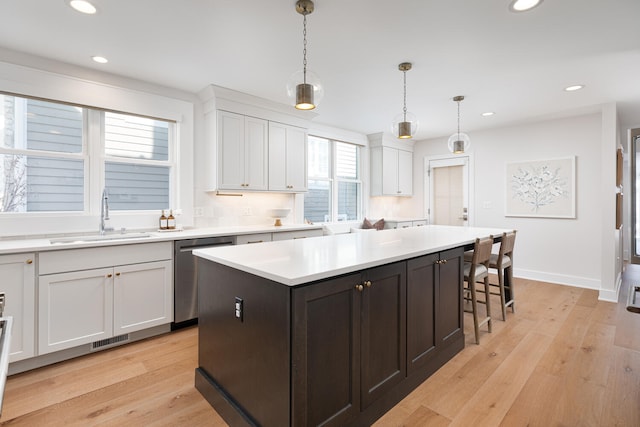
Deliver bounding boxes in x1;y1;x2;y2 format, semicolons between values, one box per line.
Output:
391;111;418;139
287;69;324;110
447;132;471;154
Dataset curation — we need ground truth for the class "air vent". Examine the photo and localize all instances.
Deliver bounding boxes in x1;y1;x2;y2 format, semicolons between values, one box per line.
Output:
91;334;129;351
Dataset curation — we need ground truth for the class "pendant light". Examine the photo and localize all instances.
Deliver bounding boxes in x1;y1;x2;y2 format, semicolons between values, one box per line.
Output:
286;0;324;110
448;96;470;154
392;62;418;139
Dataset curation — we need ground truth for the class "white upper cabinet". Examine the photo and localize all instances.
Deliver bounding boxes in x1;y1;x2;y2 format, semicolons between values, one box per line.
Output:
369;132;414;197
268;122;308;192
218;111;268;191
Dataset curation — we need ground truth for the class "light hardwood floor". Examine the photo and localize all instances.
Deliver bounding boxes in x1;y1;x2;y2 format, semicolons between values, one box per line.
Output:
1;269;639;426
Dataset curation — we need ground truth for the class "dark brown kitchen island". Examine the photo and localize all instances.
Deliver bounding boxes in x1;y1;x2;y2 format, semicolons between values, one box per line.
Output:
193;226;507;426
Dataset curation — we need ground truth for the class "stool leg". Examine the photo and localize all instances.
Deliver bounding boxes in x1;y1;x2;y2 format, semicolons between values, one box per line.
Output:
506;265;515;313
497;267;507;321
483;276;492;333
469;280;480;345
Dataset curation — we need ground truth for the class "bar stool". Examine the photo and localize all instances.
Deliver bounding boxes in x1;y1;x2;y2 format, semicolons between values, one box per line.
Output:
464;236;493;345
489;231;517;321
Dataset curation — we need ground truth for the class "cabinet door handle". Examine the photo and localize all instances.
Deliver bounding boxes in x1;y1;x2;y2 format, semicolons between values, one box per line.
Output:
355;284;364;292
364;280;372;288
115;272;121;276
26;259;33;264
107;273;113;278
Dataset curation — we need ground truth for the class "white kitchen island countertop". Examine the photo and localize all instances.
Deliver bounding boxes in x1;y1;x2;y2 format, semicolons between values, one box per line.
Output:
194;225;513;286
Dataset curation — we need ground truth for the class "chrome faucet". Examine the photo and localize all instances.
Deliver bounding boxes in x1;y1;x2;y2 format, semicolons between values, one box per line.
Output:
100;188;114;235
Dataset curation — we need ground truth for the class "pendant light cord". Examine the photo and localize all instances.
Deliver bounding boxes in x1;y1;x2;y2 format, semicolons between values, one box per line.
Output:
403;69;407;121
457;99;460;138
302;14;308;84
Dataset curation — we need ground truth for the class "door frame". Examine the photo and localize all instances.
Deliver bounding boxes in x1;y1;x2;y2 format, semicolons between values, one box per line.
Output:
424;154;474;226
630;129;640;264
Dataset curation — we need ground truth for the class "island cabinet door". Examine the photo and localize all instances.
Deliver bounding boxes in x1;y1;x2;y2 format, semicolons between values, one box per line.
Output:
360;261;407;409
406;253;438;375
292;273;362;427
437;247;464;347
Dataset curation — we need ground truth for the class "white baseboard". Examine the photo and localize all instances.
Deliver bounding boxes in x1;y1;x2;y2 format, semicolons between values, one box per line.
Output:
514;268;622;303
514;268;601;290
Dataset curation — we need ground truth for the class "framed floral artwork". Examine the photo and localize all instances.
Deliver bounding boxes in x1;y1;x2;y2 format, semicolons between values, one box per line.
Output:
505;156;576;218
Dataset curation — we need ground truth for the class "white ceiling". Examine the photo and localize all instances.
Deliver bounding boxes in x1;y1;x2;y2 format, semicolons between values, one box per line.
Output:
1;0;639;140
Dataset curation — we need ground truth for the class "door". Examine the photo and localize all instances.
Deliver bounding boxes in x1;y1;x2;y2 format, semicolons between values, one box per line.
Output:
0;253;35;362
360;262;406;409
425;156;471;226
114;260;173;334
632;130;640;264
292;273;362;427
407;254;437;375
39;268;114;354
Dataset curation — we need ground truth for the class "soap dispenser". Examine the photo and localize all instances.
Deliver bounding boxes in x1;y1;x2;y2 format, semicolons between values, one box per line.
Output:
159;210;168;230
167;210;176;230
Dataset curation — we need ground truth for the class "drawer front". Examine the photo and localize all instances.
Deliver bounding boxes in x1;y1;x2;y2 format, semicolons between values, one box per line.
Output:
39;242;173;275
272;229;323;241
235;233;272;245
413;220;428;227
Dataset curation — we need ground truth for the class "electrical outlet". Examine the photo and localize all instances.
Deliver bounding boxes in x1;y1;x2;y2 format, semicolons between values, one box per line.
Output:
194;207;204;217
235;297;243;321
242;207;252;216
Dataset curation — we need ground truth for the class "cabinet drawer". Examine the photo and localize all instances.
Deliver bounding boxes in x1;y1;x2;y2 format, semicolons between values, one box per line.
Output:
413;220;428;227
39;242;173;275
386;221;413;229
235;233;272;245
272;229;323;241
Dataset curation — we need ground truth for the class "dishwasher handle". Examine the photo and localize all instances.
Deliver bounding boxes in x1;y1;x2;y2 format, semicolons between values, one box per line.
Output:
178;243;234;253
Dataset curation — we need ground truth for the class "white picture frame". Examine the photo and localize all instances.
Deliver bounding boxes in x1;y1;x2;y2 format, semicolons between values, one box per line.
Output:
505;156;576;218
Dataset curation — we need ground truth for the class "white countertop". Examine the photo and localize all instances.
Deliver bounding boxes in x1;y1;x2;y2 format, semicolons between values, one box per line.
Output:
194;225;512;286
0;223;323;255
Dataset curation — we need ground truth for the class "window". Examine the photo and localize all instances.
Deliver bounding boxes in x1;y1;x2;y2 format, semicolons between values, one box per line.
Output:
104;112;171;210
0;93;175;214
0;96;84;212
304;136;361;222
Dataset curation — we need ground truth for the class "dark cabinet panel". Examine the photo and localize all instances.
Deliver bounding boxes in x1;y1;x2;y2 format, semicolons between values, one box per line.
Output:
360;262;407;409
292;273;362;427
437;248;464;347
407;253;438;375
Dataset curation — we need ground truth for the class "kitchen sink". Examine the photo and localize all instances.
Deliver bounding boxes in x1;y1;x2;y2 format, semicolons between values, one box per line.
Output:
49;232;151;245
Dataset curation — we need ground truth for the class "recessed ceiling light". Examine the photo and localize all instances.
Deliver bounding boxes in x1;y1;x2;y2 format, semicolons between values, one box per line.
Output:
91;56;108;64
564;85;585;92
481;112;495;117
509;0;543;12
68;0;97;14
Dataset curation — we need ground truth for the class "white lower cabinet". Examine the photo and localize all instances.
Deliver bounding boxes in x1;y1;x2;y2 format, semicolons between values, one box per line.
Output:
113;261;172;335
0;253;36;362
38;268;114;354
38;242;173;355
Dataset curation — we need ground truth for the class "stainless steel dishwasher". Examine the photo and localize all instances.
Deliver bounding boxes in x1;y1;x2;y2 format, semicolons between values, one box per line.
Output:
174;236;235;328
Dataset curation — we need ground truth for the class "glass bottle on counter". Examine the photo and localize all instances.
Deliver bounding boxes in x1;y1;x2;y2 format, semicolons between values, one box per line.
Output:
167;209;176;230
159;210;168;230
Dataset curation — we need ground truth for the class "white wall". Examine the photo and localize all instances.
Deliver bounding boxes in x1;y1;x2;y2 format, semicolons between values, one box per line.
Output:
410;112;617;296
